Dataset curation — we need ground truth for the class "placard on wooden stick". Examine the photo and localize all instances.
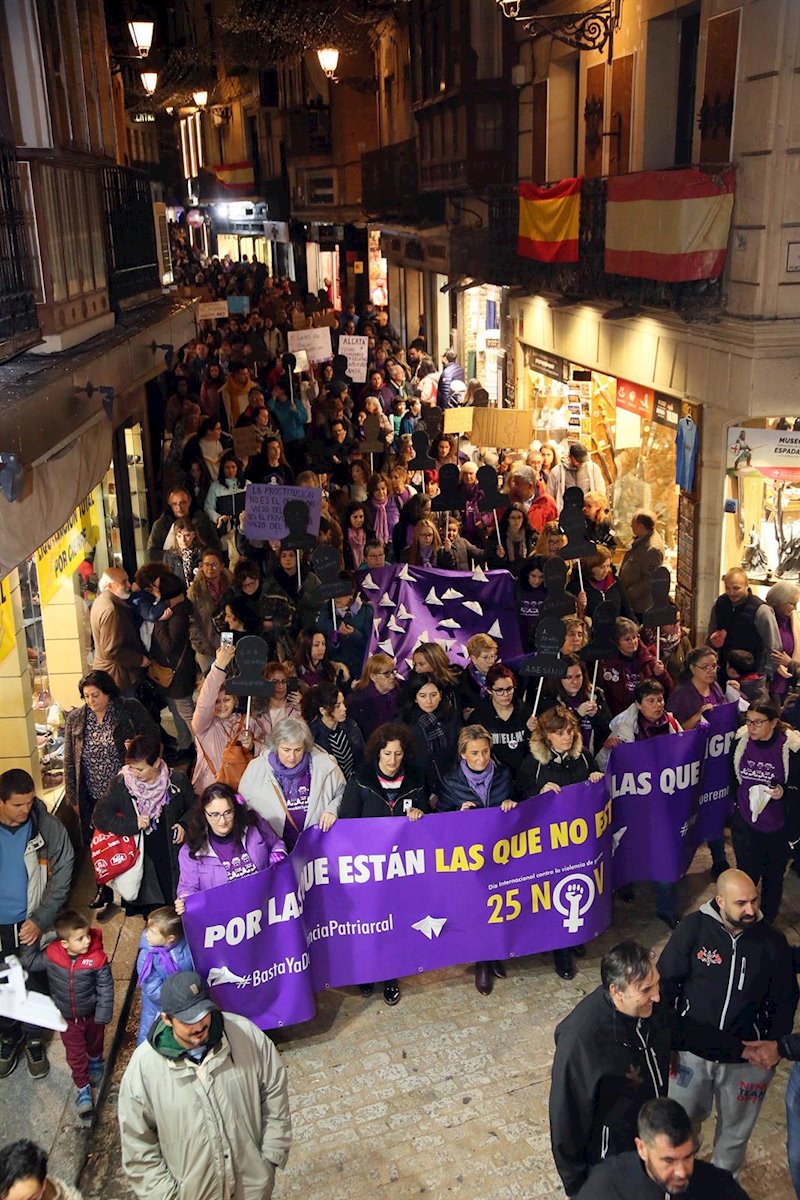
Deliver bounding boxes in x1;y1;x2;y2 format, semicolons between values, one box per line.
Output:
443;407;474;434
470;408;532;448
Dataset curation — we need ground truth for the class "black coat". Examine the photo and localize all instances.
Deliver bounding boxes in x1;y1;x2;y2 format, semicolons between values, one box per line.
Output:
63;698;158;812
549;986;674;1197
149;601;196;698
516;747;598;802
437;760;513;811
471;699;532;774
93;770;193;906
340;762;429;819
579;1152;749;1200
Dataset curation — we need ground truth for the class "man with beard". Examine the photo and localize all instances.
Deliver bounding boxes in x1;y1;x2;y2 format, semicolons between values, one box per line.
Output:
657;869;798;1177
579;1098;750;1198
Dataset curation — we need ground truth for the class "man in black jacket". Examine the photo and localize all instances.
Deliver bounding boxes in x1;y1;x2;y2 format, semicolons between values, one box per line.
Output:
549;941;671;1197
707;567;780;689
658;869;798;1177
580;1098;751;1198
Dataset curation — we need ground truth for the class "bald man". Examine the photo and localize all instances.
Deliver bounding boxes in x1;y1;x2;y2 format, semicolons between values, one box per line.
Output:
657;870;798;1177
90;568;148;695
707;568;780;688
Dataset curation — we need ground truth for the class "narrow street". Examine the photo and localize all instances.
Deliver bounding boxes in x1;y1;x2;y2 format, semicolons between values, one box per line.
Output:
81;849;799;1199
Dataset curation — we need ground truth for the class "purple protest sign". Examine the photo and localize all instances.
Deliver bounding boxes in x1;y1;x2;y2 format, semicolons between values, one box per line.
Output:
243;484;322;542
183;782;612;1028
608;704;737;886
359;564;522;673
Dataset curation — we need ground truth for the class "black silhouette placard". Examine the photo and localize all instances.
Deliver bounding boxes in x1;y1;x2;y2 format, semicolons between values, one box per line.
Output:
517;616;565;678
243;484;321;542
421;406;444;439
579;601;619;663
408;430;436;471
215;490;247;521
309;545;355;600
280;499;318;550
541;557;577;618
559;487;597;560
360;413;385;455
477;465;510;514
430;463;461;512
642;566;678;628
225;635;272;696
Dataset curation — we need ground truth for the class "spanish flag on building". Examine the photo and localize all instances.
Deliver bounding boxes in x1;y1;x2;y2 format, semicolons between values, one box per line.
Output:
518;177;583;263
605;167;735;282
212;161;256;195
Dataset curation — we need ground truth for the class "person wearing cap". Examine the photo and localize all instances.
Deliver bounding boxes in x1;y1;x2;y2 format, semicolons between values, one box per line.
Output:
118;970;291;1200
546;442;607;511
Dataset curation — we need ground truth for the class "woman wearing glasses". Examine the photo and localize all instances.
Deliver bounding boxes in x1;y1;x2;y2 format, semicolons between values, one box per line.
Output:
175;783;287;912
472;664;534;773
346;653;401;740
667;648;726;732
731;702;800;922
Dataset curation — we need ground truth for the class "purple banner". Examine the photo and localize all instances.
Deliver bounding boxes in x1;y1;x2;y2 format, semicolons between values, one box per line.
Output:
609;703;738;886
243;484;322;541
183;782;612;1028
359;564;523;673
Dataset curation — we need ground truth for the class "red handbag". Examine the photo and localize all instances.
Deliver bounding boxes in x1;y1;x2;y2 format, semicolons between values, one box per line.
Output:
90;828;141;884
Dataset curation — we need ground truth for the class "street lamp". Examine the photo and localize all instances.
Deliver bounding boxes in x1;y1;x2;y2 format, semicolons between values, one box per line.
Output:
192;90;208;108
127;19;154;58
317;47;339;79
140;71;158;96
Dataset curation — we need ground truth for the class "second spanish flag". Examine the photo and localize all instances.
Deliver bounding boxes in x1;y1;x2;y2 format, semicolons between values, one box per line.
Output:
518;177;583;263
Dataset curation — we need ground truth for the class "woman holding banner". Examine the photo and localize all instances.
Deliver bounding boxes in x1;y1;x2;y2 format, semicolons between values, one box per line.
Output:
599;617;671;716
238;716;345;851
339;722;428;1006
438;725;515;996
473;665;534;774
515;706;603;980
731;701;800;922
667;648;726;731
175;783;286;912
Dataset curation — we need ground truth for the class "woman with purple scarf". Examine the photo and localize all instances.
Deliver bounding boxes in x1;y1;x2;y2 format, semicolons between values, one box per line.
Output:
438;726;515;997
238;716;345;850
731;701;800;922
92;734;193;917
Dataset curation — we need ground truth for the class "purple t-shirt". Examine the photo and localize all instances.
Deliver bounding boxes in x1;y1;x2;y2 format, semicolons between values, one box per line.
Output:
736;732;786;832
208;833;258;881
667;681;725;725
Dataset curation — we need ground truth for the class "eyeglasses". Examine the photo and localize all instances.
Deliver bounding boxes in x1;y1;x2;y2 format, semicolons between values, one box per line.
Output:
492;686;514;695
203;561;221;571
696;661;717;670
375;669;396;678
206;810;234;822
745;717;770;728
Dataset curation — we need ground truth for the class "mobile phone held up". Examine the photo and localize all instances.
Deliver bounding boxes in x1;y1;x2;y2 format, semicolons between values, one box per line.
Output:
221;631;234;646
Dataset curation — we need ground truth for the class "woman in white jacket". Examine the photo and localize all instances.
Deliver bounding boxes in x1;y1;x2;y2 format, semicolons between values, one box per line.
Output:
238;716;345;849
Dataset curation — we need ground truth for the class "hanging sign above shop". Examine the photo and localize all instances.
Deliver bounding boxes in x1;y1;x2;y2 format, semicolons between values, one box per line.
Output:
726;427;800;480
653;393;681;428
35;492;100;607
616;379;654;420
521;344;569;383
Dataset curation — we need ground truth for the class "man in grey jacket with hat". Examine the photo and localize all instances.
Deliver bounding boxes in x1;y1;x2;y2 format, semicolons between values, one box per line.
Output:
119;971;291;1200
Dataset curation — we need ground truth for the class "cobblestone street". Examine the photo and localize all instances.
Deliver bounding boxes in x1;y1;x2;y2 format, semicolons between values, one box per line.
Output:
81;846;800;1200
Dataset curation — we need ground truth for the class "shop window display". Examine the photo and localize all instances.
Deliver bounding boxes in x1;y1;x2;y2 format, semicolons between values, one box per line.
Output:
725;418;800;586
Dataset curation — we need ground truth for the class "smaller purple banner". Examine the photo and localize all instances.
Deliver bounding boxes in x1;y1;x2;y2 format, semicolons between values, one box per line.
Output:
608;703;738;886
243;484;322;541
184;782;612;1028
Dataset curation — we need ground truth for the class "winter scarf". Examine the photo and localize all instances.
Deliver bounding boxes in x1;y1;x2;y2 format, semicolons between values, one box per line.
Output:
347;525;367;566
370;496;390;544
138;944;182;988
121;760;171;826
461;759;495;806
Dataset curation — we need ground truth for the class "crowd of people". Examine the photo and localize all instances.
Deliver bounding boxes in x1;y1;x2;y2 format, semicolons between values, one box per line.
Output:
3;247;800;1198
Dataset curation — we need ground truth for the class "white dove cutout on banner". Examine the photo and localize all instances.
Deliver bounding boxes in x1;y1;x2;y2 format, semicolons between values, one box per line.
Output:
387;616;404;633
424;587;443;606
414;630;430;645
377;639;395;655
463;600;483;615
437;618;461;629
396;604;413;621
441;587;463;600
372;617;382;637
472;565;489;583
397;564;418;581
378;594;396;608
487;620;503;638
361;573;379;591
411;915;447;940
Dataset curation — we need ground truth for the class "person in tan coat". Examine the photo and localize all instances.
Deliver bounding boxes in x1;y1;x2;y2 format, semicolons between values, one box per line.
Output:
90;569;148;695
618;511;665;620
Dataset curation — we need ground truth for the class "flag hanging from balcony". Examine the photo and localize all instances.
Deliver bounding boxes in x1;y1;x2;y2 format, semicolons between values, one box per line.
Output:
605;167;735;282
518;177;583;263
211;162;256;195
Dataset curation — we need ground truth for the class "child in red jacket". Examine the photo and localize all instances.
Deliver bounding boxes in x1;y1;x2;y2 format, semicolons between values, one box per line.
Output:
43;910;113;1118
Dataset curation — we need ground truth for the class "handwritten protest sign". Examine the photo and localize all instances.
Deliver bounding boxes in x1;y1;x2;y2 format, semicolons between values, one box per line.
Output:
243;484;322;541
338;335;369;383
198;301;229;321
287;327;333;364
